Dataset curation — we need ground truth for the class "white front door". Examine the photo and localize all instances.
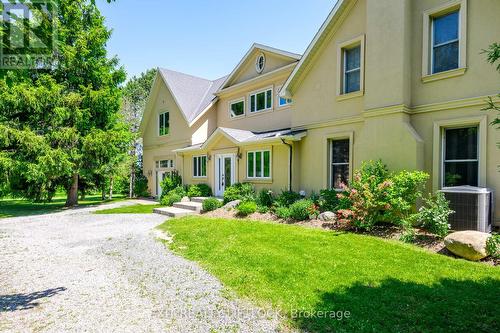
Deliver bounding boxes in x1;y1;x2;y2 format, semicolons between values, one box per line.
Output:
215;154;236;197
156;171;167;198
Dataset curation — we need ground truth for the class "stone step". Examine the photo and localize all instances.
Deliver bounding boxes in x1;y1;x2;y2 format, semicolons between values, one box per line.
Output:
191;197;223;204
173;201;203;213
190;197;210;203
153;207;196;218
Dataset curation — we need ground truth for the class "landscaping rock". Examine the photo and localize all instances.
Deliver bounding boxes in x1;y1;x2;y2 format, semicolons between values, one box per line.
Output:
444;231;490;261
181;196;190;203
223;200;241;211
319;211;336;222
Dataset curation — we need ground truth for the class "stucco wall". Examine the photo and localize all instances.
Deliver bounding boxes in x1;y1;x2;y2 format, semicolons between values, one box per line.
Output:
410;0;500;106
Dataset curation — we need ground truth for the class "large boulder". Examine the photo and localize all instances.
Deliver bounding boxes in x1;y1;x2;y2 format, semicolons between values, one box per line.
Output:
223;200;241;211
319;211;336;222
444;231;490;261
181;196;190;203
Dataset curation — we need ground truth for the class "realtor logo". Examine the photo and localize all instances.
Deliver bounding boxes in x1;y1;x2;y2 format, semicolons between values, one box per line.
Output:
0;0;57;69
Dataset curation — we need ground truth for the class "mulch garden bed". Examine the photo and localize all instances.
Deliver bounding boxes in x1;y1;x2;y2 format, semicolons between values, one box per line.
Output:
202;207;499;266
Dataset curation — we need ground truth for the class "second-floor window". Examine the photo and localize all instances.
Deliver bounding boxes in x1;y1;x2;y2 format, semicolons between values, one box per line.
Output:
159;112;169;136
193;155;207;178
250;88;273;113
342;45;361;94
230;99;245;118
279;97;293;107
432;11;459;74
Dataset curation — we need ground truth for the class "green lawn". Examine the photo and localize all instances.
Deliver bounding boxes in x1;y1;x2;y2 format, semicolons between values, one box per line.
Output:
94;204;162;214
0;194;126;219
159;216;500;333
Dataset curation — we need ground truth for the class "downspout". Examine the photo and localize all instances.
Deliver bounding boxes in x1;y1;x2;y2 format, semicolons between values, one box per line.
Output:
281;138;293;192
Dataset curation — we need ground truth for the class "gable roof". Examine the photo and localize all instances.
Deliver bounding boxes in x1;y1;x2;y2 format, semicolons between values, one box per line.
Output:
159;68;227;124
220;43;301;90
139;69;227;133
280;0;354;97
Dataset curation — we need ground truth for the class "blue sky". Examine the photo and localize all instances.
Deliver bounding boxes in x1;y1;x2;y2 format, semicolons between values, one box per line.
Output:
98;0;337;80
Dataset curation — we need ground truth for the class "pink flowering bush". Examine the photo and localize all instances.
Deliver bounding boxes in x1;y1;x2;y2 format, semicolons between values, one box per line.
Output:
335;160;429;232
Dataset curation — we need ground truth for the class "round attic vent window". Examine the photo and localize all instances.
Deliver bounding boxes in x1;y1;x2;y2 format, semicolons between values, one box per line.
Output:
255;53;265;74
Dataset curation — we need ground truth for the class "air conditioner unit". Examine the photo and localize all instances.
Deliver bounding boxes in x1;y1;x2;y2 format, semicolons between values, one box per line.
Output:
439;186;494;233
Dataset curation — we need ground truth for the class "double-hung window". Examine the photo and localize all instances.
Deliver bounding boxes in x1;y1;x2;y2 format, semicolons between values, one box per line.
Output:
229;99;245;118
159;112;169;136
247;150;271;179
193;155;207;178
422;1;466;79
443;127;478;187
342;45;361;94
330;139;350;189
432;11;459;74
249;88;273;113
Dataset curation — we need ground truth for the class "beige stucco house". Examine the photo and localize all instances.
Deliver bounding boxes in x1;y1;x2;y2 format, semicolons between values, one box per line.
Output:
140;0;500;225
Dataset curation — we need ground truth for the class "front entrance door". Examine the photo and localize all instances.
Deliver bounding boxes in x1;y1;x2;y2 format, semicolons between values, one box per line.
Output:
156;171;167;198
215;154;235;197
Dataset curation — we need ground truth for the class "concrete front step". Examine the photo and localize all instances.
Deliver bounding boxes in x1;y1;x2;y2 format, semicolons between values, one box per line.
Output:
153;207;196;218
173;201;203;213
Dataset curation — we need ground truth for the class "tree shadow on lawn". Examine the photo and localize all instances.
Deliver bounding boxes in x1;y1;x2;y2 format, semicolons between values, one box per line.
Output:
293;278;499;333
0;287;67;312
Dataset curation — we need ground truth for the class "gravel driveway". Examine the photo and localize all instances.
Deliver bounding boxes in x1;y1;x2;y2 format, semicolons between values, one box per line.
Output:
0;202;282;332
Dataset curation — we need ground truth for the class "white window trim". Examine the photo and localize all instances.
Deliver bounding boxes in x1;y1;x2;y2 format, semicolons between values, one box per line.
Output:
228;98;245;119
432;115;487;191
248;86;274;114
246;150;272;179
336;35;365;100
422;0;467;81
255;53;266;74
193;155;207;178
158;111;170;137
323;132;354;190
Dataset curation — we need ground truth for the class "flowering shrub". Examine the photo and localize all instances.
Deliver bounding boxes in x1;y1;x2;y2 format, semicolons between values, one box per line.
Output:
335;160;429;231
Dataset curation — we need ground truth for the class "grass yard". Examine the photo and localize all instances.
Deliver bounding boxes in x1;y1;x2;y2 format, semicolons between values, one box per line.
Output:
0;194;126;219
159;216;500;333
94;204;162;214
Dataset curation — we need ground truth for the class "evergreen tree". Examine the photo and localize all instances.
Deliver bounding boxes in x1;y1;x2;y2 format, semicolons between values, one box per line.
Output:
0;0;129;206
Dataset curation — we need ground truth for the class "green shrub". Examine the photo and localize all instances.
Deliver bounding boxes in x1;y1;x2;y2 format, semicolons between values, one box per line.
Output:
418;192;454;238
318;189;340;212
275;206;292;219
202;198;221;212
275;190;301;207
236;201;257;217
256;205;269;214
289;199;318;221
160;171;182;198
187;184;212;198
257;189;274;207
170;186;186;197
486;234;500;258
223;183;255;203
160;193;182;206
